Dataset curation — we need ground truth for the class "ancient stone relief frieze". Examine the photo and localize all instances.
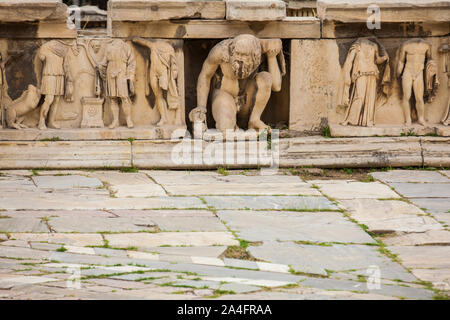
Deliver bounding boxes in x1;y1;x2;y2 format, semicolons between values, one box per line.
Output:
0;37;186;139
439;43;450;126
189;34;286;135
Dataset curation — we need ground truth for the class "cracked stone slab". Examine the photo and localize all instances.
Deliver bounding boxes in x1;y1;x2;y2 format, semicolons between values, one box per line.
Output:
32;175;103;189
388;246;450;269
408;198;450;214
9;233;104;247
370;170;450;183
163;183;320;196
217;210;375;243
389;183;450;198
315;181;400;199
0;246;50;260
203;196;338;210
382;230;450;246
433;213;450;226
411;269;450;291
339;199;442;233
144;246;227;258
143;170;221;185
0;217;50;233
105;232;238;248
248;242;415;282
109;184;167;197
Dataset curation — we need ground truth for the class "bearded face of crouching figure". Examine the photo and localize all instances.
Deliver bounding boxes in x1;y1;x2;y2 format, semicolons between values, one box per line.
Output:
100;39;136;129
190;34;286;134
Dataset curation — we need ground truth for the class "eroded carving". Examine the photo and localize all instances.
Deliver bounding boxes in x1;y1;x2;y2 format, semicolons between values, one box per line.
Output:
440;43;450;126
132;38;182;126
340;38;390;127
190;34;286;133
4;84;41;129
98;39;136;129
35;40;77;130
397;39;439;126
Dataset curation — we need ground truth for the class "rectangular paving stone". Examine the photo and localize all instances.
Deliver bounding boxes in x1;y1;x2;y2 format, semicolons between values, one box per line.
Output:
0;218;50;233
0;246;50;260
315;181;400;199
93;247;129;258
388;246;450;269
163;183;320;196
382;230;450;246
248;242;416;282
411;269;450;291
219;282;260;293
143;170;220;185
339;199;442;233
142;246;227;258
409;198;450;214
2;210;114;218
390;183;450;198
223;258;259;270
10;233;104;247
370;170;450;183
217;210;375;243
172;280;221;289
203;196;338;210
32;175;103;189
433;213;450;226
439;170;450;179
105;232;238;248
110;184;167;197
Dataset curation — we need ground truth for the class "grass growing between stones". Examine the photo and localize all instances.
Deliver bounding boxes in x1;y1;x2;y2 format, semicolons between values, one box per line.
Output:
220;245;257;261
119;166;139;173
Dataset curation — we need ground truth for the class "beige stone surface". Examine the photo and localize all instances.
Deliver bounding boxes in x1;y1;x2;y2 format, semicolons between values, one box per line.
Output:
0;141;131;169
330;124;436;137
110;184;167;197
388;245;450;269
382;230;450;246
315;181;400;199
105;232;239;248
108;0;226;21
279;136;423;168
226;0;286;21
422;137;450;167
0;0;70;22
110;18;320;38
317;0;450;23
436;125;450;137
411;268;450;290
9;233;104;247
339;199;442;233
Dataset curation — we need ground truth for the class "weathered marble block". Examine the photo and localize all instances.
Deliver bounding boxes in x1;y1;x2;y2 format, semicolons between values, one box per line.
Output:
226;0;286;21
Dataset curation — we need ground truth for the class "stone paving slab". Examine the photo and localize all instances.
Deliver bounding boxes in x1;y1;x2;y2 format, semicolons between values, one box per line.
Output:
0;217;50;233
0;196;207;210
111;209;214;217
439;170;450;178
0;246;50;260
382;230;450;246
9;233;104;247
407;198;450;214
217;210;375;243
105;232;238;248
433;213;450;226
110;184;167;197
2;210;114;218
163;183;321;196
248;242;416;282
203;196;338;210
143;170;221;185
411;269;450;291
142;246;227;258
32;175;103;189
371;170;450;183
315;181;400;199
339;199;442;233
387;246;450;269
390;183;450;198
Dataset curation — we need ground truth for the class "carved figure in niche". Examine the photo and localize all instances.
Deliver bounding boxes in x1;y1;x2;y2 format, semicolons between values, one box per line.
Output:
98;39;136;129
439;43;450;126
190;34;286;133
340;38;390;127
35;40;76;130
132;38;182;126
5;85;41;129
397;39;439;126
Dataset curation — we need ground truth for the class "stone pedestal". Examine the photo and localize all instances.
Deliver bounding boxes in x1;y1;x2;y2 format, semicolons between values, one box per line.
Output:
80;97;105;129
330;124;436;138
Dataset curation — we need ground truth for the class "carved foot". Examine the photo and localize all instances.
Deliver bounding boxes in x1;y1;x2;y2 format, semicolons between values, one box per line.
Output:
38;121;47;130
126;118;134;129
417;119;428;126
248;119;270;131
367;121;374;127
48;122;61;129
443;120;449;126
340;121;348;126
404;120;412;126
109;121;119;129
156;119;167;127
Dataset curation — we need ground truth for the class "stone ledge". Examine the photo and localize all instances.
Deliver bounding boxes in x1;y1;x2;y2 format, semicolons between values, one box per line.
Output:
330;124;437;138
317;0;450;23
226;0;286;21
108;0;226;21
0;136;448;169
110;17;320;38
0;0;70;22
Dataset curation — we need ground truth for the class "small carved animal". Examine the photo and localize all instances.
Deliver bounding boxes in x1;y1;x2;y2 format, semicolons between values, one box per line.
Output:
5;84;41;129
